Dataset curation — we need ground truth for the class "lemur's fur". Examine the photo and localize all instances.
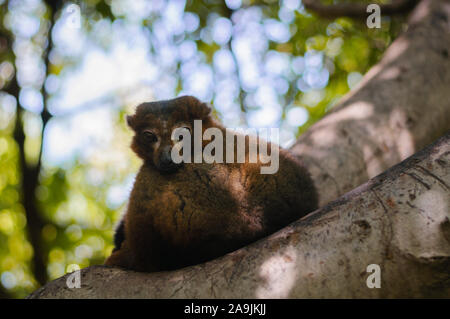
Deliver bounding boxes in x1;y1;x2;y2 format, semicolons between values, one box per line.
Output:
105;96;318;272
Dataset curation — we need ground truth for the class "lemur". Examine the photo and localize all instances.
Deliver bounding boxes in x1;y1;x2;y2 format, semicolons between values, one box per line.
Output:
105;96;318;272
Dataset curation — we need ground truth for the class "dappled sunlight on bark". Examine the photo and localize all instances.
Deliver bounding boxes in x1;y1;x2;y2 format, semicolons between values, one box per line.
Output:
255;246;298;298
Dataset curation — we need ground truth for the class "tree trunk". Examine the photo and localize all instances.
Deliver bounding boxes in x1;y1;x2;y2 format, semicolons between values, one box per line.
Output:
293;0;450;207
28;0;450;298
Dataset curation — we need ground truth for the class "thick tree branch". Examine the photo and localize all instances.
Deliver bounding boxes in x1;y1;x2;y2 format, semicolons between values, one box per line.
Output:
303;0;420;19
29;132;450;298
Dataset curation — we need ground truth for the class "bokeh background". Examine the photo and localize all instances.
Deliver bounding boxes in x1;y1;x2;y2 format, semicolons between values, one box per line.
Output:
0;0;406;298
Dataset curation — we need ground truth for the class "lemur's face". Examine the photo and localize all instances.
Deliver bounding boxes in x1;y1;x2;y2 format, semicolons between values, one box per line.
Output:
126;96;211;173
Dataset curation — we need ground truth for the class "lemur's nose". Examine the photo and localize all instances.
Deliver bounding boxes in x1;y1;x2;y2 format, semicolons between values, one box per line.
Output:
158;145;181;173
160;146;173;165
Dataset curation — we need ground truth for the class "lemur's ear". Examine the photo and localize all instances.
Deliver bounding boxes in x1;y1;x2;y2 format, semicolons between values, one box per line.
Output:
199;102;212;118
190;100;211;119
175;95;211;119
126;115;135;128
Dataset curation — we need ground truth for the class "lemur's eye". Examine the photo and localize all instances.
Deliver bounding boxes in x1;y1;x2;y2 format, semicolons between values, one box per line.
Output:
142;130;157;143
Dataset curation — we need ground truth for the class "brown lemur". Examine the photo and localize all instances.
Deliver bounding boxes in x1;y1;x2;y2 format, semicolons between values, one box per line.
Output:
105;96;318;272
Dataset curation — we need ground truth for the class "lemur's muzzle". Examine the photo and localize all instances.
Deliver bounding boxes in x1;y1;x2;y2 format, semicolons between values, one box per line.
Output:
158;145;182;173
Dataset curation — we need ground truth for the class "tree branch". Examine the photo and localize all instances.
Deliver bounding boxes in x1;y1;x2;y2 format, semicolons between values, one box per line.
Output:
28;131;450;298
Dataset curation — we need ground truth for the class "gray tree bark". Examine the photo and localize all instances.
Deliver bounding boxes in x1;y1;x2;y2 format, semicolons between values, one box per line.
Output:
292;0;450;207
29;0;450;298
